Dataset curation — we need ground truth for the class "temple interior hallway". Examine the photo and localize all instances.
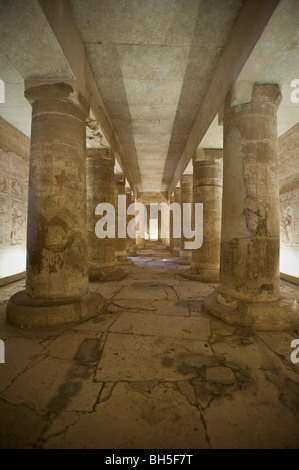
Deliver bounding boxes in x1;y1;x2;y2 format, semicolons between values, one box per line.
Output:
1;252;299;449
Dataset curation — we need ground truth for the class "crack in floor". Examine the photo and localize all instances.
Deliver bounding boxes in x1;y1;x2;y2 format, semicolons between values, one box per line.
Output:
1;258;299;448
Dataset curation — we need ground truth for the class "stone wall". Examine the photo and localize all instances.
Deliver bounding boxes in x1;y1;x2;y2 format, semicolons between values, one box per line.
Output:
279;123;299;248
280;189;299;247
0;118;29;281
279;123;299;279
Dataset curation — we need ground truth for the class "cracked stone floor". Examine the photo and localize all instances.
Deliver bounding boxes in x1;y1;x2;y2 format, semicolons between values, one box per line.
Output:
1;255;299;449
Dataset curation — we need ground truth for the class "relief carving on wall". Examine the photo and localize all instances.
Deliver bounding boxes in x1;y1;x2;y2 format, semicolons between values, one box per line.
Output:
280;190;299;247
0;147;28;249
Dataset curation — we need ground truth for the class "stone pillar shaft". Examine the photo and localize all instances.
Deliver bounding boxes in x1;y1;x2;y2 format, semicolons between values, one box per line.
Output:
204;84;299;330
219;84;281;302
114;174;126;257
173;187;181;254
87;149;127;280
169;195;175;251
191;149;223;281
6;83;104;328
25;84;89;300
114;174;133;264
158;210;162;241
87;148;115;271
146;203;151;240
126;188;135;254
126;188;132;244
180;174;193;261
136;199;145;248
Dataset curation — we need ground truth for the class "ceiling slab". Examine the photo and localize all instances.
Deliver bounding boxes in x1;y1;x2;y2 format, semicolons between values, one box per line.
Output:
71;0;244;192
0;0;73;80
233;0;299;137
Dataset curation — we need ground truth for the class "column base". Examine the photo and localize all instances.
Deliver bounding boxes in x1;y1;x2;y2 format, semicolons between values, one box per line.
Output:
180;267;219;282
203;290;299;330
170;248;180;258
88;266;127;282
116;256;134;265
128;250;138;256
6;291;105;329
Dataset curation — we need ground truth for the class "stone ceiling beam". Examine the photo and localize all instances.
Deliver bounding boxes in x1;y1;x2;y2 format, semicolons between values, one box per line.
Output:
168;0;280;199
38;0;136;195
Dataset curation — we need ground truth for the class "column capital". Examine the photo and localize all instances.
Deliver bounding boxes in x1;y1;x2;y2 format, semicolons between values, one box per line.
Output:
229;82;282;110
87;147;114;165
174;186;181;198
86;116;111;150
230;81;282;107
193;148;223;163
252;83;282;107
181;174;193;186
114;173;125;186
25;82;89;117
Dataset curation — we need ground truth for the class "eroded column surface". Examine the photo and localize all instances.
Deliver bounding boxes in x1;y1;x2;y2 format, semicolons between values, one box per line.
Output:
126;188;136;255
87;149;126;281
179;175;193;264
6;83;104;328
169;194;175;252
136;198;145;249
114;174;133;265
183;149;223;282
161;203;170;247
172;187;181;255
204;84;299;330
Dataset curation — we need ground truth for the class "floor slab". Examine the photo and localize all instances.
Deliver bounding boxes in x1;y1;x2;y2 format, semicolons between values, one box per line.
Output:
0;255;299;449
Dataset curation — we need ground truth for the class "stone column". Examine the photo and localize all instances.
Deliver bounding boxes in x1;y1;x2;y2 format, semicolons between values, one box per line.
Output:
182;149;223;282
136;198;145;249
114;174;133;265
172;186;181;256
130;192;138;253
162;201;170;248
126;187;136;255
179;174;193;264
158;210;162;242
87;149;126;281
146;203;151;241
204;83;299;330
160;206;169;247
6;83;104;328
169;194;175;252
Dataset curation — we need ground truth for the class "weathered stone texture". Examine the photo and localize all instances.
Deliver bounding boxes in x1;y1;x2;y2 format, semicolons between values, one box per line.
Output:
180;174;193;259
172;187;181;253
114;174;126;257
191;150;222;278
126;188;136;253
0;145;28;280
280;189;299;247
220;84;282;302
204;84;299;330
87;148;127;280
279;123;299;195
6;83;105;328
0;118;30;282
279;124;299;248
169;194;175;251
87;148;116;271
25;83;90;300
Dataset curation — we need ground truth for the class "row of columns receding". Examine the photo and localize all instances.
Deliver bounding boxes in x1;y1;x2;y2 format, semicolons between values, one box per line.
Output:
6;82;299;330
